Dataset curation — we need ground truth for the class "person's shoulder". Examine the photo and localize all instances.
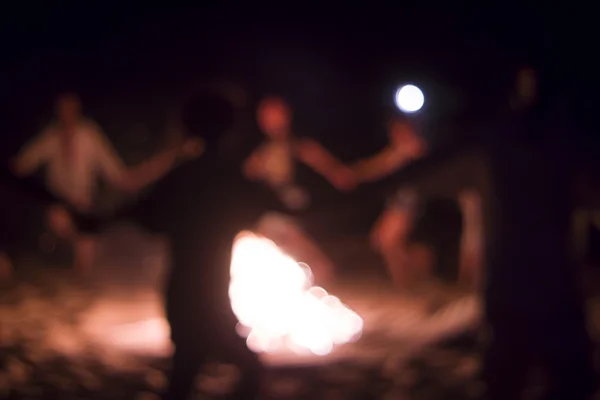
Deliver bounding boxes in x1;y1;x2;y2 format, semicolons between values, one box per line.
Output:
384;144;404;157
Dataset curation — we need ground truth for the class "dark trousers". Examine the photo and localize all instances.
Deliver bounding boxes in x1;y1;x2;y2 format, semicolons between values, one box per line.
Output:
482;310;597;399
162;308;263;400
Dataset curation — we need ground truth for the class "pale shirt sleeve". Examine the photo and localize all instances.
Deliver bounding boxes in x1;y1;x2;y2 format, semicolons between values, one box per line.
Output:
14;128;55;175
87;122;127;186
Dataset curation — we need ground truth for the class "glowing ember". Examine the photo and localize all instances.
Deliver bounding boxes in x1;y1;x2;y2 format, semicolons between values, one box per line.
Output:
229;231;363;356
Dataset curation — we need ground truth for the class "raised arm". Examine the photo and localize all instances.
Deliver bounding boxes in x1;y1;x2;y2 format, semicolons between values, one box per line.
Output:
92;124;202;193
295;138;355;190
12;129;54;177
123;138;203;192
352;146;417;183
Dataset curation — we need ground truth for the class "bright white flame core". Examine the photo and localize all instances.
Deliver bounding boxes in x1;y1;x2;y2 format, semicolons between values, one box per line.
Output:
395;84;424;113
229;232;363;356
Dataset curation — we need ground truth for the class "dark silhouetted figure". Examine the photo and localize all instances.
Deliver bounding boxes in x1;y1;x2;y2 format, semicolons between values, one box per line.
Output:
389;67;597;399
122;115;284;399
2;90;274;398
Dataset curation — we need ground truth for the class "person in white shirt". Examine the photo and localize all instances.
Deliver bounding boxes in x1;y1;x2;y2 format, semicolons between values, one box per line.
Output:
11;93;202;276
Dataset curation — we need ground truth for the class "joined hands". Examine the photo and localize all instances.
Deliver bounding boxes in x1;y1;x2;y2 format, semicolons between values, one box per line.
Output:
330;166;357;192
179;137;205;160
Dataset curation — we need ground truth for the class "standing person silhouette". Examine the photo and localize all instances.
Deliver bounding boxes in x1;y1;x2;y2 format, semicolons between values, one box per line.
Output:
117;100;285;399
388;66;597;399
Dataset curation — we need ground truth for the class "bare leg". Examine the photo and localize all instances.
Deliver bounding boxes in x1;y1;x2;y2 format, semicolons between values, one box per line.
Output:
380;242;408;286
459;246;483;291
406;243;434;283
458;190;483;290
74;235;97;275
46;205;96;275
371;207;417;287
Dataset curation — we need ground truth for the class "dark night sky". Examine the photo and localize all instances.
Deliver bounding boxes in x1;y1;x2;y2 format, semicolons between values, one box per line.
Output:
0;4;597;159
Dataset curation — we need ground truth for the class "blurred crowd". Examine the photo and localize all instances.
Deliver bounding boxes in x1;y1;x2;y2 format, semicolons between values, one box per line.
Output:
0;90;486;292
0;64;599;399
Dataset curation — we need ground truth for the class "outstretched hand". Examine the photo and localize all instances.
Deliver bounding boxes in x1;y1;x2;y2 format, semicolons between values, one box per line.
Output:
330;167;357;192
179;137;205;160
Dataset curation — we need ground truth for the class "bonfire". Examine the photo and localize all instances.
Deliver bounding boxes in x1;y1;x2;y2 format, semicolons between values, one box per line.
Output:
229;231;363;356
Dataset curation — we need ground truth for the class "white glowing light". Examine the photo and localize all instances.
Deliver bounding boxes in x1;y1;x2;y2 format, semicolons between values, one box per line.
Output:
229;231;363;356
395;84;424;113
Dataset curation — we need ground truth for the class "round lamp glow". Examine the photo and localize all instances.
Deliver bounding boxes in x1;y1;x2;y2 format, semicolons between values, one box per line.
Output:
395;85;424;113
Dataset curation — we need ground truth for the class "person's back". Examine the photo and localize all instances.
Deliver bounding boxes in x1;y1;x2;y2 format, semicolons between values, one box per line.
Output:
131;143;283;399
151;152;283;308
